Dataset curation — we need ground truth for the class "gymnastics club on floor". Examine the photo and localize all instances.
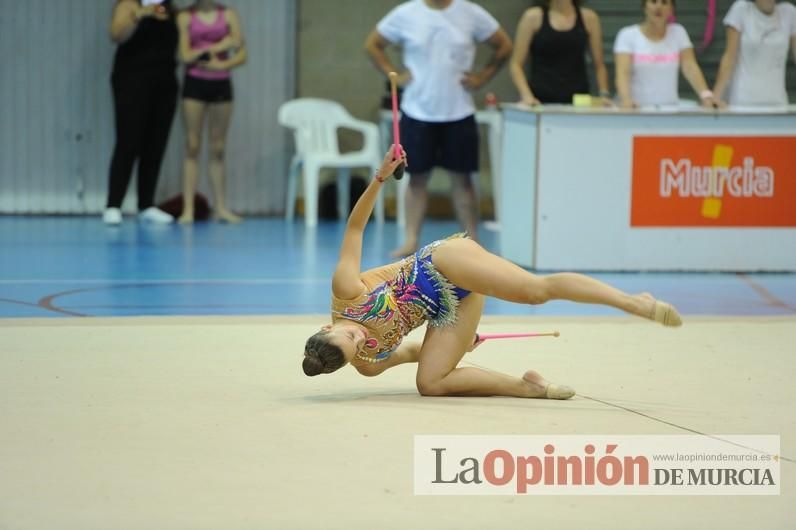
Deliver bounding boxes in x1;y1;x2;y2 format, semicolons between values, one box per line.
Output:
475;331;560;343
388;71;405;180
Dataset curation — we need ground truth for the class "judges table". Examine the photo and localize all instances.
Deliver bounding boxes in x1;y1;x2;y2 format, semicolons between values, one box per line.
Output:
499;104;796;271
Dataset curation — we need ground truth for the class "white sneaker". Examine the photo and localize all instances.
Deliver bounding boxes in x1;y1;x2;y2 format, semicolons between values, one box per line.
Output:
103;207;122;225
139;207;174;224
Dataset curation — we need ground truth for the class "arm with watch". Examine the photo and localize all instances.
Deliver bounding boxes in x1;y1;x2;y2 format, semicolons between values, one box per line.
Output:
680;47;719;109
582;8;613;107
613;53;636;109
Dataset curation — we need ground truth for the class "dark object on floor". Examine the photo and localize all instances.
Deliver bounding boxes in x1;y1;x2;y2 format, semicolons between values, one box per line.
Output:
158;193;211;220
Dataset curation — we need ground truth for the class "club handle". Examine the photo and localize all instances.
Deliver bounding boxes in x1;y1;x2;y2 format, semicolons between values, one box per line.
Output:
393;161;405;180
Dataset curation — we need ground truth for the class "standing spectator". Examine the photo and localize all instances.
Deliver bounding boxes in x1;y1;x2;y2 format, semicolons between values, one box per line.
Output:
713;0;796;107
105;0;179;225
510;0;611;105
365;0;512;257
176;0;247;224
614;0;718;109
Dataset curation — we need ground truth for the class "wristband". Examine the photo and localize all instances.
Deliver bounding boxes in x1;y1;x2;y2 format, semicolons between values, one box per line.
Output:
699;90;714;100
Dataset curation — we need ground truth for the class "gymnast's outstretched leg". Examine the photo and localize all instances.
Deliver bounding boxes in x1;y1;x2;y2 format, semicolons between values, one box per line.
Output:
432;238;682;327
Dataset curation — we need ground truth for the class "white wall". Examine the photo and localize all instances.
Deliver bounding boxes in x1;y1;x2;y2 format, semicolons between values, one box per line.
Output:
0;0;295;215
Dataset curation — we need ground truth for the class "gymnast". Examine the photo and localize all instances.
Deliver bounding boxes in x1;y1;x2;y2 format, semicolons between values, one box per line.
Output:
302;146;682;399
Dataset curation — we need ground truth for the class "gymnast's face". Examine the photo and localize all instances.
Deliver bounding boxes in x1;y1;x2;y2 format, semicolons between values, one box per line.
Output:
644;0;673;22
321;323;367;363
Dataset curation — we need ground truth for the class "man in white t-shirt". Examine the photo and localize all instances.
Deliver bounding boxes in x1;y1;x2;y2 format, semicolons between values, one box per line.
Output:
365;0;512;257
613;0;716;109
714;0;796;107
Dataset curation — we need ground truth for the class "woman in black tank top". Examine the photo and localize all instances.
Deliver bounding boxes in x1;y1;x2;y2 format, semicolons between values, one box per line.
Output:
509;0;611;105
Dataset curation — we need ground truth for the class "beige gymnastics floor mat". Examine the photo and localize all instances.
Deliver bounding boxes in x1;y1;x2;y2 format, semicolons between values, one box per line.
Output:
1;316;794;529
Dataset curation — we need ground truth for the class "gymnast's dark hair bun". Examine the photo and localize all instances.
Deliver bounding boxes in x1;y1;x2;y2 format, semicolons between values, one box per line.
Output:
303;354;325;377
303;331;347;377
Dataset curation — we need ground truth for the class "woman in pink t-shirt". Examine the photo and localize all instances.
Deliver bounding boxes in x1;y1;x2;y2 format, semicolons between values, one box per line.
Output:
614;0;717;109
176;1;247;223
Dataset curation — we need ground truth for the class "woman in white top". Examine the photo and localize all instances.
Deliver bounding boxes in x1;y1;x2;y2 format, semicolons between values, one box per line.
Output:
614;0;717;109
713;0;796;107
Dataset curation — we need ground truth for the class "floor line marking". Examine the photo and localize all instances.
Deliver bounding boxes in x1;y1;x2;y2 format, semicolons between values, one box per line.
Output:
579;393;793;464
461;359;792;464
736;273;796;312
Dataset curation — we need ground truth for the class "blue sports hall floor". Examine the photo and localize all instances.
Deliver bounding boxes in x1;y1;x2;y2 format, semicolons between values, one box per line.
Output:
0;216;794;319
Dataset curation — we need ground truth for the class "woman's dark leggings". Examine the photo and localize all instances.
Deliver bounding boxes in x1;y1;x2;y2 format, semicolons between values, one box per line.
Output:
106;72;178;209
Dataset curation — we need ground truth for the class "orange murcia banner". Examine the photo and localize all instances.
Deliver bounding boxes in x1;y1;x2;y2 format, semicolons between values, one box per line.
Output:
630;136;796;227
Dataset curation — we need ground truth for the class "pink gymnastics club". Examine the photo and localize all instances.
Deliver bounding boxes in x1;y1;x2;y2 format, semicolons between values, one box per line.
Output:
475;331;560;343
388;72;405;180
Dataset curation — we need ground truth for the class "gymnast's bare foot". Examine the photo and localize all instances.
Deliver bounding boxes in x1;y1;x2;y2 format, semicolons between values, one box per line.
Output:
635;292;682;327
390;242;417;258
523;370;575;400
178;213;194;224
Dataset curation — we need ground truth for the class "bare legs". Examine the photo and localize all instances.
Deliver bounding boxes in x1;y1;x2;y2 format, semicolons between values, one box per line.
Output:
179;99;241;224
392;171;479;258
179;99;204;224
415;294;573;399
412;238;682;399
392;171;429;257
207;103;241;223
450;171;479;240
431;238;682;326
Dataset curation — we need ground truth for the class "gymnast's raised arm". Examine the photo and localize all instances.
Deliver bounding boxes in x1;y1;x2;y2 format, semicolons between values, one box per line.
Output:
331;146;407;300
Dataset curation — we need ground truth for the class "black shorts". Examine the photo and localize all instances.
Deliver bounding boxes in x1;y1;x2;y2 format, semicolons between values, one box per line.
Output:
399;113;479;174
182;74;233;103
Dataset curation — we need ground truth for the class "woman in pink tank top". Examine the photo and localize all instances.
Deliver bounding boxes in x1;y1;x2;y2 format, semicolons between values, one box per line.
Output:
176;1;247;223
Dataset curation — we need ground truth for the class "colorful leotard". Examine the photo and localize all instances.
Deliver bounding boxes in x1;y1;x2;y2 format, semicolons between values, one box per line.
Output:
331;234;470;363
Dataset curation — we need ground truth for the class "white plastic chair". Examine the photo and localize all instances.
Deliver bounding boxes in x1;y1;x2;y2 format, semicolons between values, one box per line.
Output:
278;98;385;226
